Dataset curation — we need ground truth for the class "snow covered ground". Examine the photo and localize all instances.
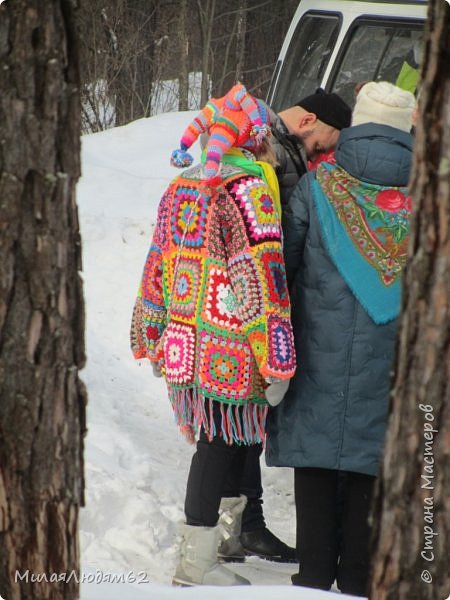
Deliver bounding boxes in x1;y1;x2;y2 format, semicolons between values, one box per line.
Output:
77;112;361;599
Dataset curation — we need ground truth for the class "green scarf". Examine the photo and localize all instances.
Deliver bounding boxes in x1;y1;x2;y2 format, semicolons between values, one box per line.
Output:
201;148;281;218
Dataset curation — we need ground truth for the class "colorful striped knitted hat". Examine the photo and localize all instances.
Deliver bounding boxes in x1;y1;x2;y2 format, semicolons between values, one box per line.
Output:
170;83;271;184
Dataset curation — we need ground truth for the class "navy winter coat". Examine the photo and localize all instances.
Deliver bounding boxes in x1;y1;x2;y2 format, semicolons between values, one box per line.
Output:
266;123;413;476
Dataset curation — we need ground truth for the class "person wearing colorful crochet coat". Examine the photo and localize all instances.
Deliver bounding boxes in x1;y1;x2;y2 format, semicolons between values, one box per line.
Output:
130;84;296;586
266;81;416;596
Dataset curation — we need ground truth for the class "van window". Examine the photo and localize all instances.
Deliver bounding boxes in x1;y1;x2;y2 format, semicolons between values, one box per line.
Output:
329;19;423;106
270;12;341;111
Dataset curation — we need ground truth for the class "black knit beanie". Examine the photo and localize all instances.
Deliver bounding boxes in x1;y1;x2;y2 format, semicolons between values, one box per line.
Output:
296;88;351;130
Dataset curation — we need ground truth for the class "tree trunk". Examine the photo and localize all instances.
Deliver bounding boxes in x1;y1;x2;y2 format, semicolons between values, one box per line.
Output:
197;0;216;106
369;3;450;599
178;0;189;111
0;1;86;599
234;0;247;83
112;0;162;125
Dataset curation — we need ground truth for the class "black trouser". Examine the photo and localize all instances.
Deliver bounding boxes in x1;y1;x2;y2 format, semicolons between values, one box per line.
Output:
185;401;263;527
294;467;375;597
223;443;265;532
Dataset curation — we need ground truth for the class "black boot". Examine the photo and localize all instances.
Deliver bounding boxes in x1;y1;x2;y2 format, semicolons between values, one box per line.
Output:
240;528;297;563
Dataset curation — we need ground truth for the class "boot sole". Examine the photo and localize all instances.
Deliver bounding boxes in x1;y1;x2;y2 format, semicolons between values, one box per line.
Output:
172;577;195;587
172;575;251;586
218;554;246;563
244;550;297;564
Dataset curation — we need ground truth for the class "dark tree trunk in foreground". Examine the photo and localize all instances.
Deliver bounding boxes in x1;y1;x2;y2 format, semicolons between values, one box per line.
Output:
0;1;86;599
370;2;450;599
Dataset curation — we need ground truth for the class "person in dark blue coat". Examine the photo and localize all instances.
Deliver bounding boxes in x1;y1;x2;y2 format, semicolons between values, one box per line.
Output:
266;81;417;596
220;89;351;565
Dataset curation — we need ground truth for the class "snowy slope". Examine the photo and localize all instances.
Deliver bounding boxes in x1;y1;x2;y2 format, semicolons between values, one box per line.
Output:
77;112;362;599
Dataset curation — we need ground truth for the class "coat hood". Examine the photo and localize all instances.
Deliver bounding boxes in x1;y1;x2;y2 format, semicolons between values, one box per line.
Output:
336;123;413;187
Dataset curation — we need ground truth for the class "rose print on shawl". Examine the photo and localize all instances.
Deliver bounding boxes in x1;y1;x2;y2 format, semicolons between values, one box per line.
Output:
374;189;412;213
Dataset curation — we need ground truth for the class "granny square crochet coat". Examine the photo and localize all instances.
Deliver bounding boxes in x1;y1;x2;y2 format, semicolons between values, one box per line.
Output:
131;162;296;445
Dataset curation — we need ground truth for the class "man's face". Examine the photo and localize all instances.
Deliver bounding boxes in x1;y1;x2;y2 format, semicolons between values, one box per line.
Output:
298;123;340;162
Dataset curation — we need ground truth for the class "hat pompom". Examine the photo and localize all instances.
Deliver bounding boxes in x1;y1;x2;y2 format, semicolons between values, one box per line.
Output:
170;148;194;168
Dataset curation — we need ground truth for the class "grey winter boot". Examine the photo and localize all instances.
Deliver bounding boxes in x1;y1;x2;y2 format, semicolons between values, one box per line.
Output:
217;495;247;562
172;523;251;586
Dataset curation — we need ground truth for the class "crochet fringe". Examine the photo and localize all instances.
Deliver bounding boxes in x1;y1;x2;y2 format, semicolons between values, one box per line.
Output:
169;387;268;445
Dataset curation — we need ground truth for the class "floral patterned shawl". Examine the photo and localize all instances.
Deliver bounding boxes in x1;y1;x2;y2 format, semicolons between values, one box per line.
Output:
312;162;412;324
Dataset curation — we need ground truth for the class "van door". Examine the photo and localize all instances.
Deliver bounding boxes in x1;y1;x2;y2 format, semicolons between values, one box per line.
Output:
328;18;424;106
269;11;342;111
268;4;426;111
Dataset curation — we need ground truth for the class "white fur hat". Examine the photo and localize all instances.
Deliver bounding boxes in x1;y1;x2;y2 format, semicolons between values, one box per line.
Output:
352;81;416;132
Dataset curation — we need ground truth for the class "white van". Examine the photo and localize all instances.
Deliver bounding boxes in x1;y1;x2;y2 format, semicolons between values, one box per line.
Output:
267;0;426;110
